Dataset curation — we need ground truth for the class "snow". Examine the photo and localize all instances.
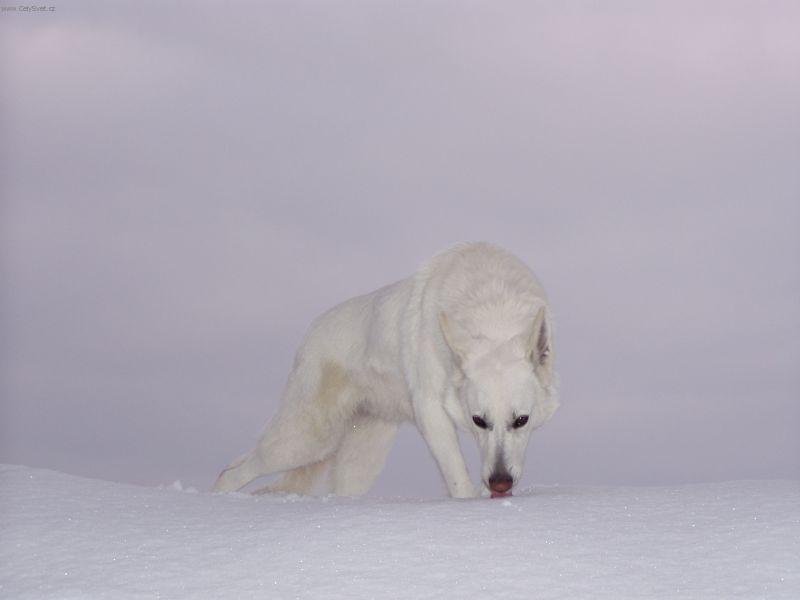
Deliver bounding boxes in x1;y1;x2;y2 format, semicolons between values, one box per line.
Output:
1;465;798;599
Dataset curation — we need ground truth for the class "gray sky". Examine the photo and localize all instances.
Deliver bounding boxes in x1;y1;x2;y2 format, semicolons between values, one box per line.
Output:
1;1;798;496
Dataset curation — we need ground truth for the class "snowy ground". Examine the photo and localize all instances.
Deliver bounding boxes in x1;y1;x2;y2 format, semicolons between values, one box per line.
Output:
0;465;798;599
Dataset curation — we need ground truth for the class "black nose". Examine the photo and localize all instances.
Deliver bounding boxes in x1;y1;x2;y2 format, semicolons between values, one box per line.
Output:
488;472;513;494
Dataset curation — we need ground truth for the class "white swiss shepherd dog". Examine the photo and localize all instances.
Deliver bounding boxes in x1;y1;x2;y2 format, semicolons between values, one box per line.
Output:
214;242;558;499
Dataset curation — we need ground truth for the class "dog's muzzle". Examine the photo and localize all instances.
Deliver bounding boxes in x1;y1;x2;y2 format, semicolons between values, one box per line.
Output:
488;471;513;498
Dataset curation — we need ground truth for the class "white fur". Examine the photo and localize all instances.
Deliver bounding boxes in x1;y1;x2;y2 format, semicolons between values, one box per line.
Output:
213;242;558;498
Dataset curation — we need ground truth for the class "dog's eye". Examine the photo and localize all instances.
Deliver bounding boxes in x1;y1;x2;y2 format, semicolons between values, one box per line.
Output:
513;415;529;429
472;415;488;429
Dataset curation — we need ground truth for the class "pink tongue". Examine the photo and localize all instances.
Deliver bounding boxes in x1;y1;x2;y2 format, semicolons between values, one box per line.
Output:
491;490;512;499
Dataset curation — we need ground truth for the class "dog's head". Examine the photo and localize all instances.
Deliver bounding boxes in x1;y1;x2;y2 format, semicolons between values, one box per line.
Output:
440;306;558;498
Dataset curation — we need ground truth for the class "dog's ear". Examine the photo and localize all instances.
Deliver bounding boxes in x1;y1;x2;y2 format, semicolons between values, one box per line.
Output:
525;307;551;367
439;312;469;366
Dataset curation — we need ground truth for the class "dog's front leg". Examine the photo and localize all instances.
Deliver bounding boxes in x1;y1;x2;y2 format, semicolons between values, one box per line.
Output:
413;398;476;498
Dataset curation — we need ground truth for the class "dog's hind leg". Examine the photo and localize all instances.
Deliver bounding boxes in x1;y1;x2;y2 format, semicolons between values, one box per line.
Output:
331;413;399;496
252;458;331;495
213;443;335;494
213;360;360;493
212;450;266;492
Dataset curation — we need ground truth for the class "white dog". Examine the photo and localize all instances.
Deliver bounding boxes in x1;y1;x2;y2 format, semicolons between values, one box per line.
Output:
213;242;558;498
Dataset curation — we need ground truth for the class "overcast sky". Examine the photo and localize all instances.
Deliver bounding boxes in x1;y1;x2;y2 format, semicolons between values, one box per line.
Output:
1;1;798;496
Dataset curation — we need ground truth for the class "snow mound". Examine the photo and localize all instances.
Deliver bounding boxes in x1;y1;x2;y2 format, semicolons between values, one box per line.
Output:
1;465;798;599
